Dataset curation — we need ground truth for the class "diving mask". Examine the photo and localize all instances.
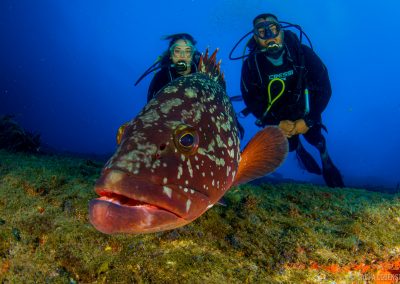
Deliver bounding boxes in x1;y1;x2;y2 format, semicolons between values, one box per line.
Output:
253;21;281;40
170;43;195;58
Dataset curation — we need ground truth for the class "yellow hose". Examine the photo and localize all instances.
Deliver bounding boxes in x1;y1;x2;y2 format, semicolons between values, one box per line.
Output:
266;77;285;112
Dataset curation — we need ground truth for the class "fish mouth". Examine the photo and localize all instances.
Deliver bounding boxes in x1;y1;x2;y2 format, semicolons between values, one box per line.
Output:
97;190;175;212
89;195;189;235
89;169;211;234
94;190;181;217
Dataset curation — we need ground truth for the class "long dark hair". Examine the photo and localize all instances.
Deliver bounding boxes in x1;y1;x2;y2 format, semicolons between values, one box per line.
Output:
163;33;197;49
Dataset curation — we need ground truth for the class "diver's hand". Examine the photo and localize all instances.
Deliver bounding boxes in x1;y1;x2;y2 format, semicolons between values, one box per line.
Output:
292;119;309;135
278;120;295;138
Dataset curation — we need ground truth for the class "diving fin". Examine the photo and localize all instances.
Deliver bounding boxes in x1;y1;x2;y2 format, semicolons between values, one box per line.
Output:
322;156;345;188
296;142;322;175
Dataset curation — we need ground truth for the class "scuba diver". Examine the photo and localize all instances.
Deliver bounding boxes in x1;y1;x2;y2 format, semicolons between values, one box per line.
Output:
230;13;344;188
141;33;201;102
135;32;245;138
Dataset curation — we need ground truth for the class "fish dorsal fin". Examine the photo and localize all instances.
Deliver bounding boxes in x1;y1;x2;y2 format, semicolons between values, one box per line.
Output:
233;126;288;186
198;48;225;85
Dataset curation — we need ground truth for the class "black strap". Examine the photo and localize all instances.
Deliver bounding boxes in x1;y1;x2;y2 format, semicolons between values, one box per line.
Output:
239;107;251;117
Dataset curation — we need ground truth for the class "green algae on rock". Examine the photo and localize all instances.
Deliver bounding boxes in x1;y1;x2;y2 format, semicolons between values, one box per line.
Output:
0;150;399;283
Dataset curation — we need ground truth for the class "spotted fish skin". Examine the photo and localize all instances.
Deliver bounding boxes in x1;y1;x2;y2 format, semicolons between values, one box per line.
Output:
89;50;287;234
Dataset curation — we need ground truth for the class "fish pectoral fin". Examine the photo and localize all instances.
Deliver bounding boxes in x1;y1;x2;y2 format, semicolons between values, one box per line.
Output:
233;126;288;186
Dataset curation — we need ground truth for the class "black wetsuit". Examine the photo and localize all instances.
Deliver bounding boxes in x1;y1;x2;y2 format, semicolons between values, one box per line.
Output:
147;64;197;102
240;42;331;152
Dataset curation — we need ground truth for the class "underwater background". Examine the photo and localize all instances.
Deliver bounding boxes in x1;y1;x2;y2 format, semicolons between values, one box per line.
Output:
1;1;400;283
1;0;400;189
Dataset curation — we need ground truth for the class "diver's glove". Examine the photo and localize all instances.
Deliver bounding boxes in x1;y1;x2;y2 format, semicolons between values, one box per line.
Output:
292;119;309;135
279;119;309;138
278;120;295;138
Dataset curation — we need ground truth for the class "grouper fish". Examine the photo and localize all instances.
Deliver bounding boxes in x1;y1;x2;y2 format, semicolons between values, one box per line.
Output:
89;49;288;234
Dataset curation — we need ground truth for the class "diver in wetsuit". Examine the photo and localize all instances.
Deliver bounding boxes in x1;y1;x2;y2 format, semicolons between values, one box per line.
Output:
147;33;200;102
239;13;344;188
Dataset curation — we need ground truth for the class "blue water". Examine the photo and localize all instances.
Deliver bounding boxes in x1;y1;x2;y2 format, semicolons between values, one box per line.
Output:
1;0;399;189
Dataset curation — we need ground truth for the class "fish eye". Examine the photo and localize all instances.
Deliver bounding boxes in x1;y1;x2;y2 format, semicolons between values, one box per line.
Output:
179;133;194;147
173;125;199;155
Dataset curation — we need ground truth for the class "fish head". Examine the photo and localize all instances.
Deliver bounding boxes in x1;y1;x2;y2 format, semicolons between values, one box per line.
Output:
89;74;241;234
